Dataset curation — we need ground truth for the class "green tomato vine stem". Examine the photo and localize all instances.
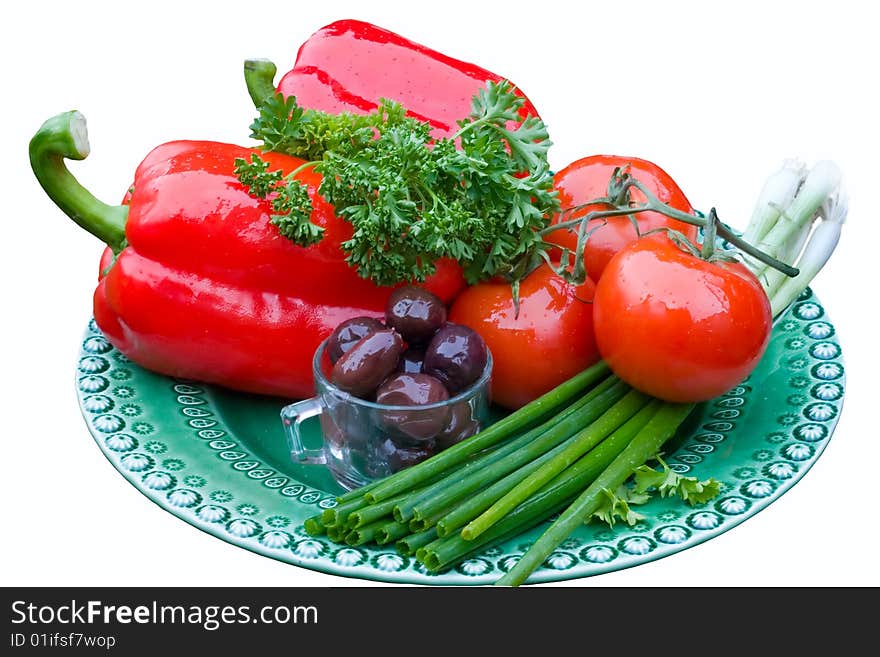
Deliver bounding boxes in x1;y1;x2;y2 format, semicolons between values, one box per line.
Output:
701;208;719;260
541;169;799;279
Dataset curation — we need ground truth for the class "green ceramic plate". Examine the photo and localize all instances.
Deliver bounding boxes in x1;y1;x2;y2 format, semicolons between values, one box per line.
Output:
76;288;844;584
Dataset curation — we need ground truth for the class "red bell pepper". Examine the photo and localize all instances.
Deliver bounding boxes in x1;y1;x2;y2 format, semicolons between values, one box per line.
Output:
32;21;543;399
29;112;463;398
244;19;540;139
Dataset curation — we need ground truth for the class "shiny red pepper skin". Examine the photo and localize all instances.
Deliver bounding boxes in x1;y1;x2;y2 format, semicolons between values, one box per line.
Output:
35;22;541;400
276;19;540;138
94;142;463;399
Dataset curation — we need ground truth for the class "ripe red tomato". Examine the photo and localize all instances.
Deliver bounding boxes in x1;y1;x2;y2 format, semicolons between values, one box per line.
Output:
593;234;772;403
448;263;600;410
546;155;697;283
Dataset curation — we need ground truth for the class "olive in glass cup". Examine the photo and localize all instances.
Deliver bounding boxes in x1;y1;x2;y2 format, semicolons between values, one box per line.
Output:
375;372;450;442
396;347;426;374
330;328;404;397
281;338;492;490
423;323;489;393
326;316;385;363
385;286;447;344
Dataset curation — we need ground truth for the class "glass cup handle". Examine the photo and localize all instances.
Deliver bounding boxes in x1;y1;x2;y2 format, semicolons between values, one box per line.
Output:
280;397;327;464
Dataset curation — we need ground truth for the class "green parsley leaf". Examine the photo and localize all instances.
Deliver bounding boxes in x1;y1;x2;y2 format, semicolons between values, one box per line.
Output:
586;456;722;529
270;180;324;246
232;155;324;246
233;154;282;198
236;82;560;287
250;94;410;162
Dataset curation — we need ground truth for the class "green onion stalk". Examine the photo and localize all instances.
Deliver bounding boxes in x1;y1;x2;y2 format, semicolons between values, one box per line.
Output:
495;403;693;585
748;160;844;308
741;159;806;245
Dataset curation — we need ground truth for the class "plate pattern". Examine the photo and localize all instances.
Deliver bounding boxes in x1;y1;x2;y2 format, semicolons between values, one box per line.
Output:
76;288;844;584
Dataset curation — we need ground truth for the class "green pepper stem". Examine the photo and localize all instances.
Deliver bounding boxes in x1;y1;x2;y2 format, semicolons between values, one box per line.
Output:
29;111;128;252
244;58;278;108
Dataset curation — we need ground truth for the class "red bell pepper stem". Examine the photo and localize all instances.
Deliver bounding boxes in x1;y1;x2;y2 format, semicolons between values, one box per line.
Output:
244;58;277;107
29;111;128;252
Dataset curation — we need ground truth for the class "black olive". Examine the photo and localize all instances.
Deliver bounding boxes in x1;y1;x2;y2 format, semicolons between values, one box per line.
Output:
330;329;404;397
396;347;426;374
327;316;385;363
320;399;367;450
376;372;450;406
385;286;447;344
436;401;481;450
423;323;488;394
375;373;450;442
374;437;436;474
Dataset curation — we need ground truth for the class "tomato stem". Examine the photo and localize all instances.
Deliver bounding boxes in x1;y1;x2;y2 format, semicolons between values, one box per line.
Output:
701;208;718;259
543;170;799;279
606;166;634;206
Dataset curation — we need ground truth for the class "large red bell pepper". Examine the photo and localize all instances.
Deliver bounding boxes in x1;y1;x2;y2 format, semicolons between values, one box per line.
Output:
32;21;542;399
30;113;463;398
244;19;540;139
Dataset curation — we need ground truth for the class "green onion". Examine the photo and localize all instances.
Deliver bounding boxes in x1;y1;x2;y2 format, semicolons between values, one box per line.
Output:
376;520;411;545
738;159;846;318
397;528;438;556
769;187;847;317
496;402;694;586
435;427;593;537
345;520;387;546
742;159;806;245
424;403;660;572
461;389;649;540
321;496;370;527
752;161;842;280
303;514;326;536
335;477;388;504
326;524;348;543
346;484;432;529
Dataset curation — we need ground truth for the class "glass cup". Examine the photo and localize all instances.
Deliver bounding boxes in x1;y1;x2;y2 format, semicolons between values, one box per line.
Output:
281;339;493;491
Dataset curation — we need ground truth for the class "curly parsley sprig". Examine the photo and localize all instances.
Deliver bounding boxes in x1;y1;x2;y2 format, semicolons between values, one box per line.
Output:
234;81;559;286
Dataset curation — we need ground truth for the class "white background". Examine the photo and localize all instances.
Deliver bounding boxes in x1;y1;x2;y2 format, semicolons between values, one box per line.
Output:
2;0;877;587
